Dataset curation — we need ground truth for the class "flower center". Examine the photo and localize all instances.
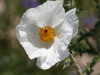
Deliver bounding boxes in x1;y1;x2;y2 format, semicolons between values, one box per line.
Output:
39;26;55;42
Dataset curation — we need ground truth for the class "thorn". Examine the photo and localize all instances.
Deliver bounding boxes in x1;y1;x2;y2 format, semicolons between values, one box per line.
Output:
62;64;67;70
56;62;59;67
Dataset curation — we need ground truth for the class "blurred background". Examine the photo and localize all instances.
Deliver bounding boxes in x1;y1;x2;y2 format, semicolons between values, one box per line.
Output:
0;0;100;75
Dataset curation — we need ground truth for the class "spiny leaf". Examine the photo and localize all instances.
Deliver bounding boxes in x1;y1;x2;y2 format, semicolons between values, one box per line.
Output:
83;54;100;75
69;42;87;56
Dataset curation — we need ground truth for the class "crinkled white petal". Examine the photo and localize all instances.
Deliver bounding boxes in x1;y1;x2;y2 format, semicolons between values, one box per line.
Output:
54;8;78;59
36;37;69;70
36;1;65;28
55;8;78;40
16;25;52;59
19;1;65;28
65;8;79;37
36;43;60;70
54;37;69;59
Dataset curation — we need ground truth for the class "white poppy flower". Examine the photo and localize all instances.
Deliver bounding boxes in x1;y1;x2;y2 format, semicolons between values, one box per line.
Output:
16;1;78;70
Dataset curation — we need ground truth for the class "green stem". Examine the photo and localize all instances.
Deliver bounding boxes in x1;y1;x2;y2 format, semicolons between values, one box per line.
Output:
69;53;83;75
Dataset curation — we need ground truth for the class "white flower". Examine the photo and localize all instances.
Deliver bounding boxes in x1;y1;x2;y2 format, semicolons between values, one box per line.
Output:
16;1;78;70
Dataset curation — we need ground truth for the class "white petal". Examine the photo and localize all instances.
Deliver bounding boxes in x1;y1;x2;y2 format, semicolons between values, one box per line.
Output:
19;7;48;28
20;1;65;28
65;8;79;37
39;1;63;13
36;43;60;70
55;8;78;38
36;37;69;70
36;1;65;28
16;25;52;59
54;8;78;51
43;1;65;20
36;56;47;69
54;37;69;60
19;8;39;26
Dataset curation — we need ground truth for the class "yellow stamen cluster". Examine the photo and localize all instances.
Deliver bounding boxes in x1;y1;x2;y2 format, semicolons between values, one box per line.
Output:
39;26;55;42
